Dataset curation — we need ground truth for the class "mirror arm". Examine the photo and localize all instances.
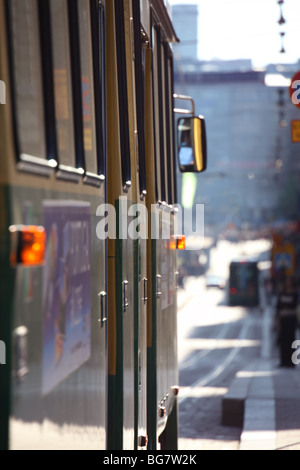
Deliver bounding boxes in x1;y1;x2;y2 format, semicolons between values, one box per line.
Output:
173;93;195;115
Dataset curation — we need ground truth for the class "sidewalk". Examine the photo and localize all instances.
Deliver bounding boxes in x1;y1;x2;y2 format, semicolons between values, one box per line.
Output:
222;302;300;451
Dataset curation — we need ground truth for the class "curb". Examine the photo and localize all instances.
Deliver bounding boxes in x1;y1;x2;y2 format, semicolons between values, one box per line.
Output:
222;303;278;450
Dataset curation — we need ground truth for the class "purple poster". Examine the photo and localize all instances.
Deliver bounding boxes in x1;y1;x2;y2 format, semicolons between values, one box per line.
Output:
42;201;91;394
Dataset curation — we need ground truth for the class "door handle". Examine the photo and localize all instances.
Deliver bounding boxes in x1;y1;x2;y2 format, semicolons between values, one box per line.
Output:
123;280;129;314
98;291;107;327
156;274;162;298
143;278;148;304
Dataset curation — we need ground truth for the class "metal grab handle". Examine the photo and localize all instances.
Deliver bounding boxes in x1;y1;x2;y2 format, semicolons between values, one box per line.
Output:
156;274;162;298
123;280;129;314
143;278;148;304
98;291;107;327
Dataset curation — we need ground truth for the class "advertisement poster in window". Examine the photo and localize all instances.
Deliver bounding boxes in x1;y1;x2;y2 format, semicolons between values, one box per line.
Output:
42;201;91;394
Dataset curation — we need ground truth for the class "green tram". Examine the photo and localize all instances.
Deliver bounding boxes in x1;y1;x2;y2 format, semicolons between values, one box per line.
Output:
0;0;206;450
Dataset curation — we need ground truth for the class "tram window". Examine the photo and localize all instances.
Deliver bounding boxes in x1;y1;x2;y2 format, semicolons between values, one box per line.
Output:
8;0;47;161
49;0;76;169
160;40;168;203
140;0;150;37
90;0;106;177
132;0;146;195
77;0;97;175
114;0;131;188
169;54;177;204
151;25;163;202
164;44;174;205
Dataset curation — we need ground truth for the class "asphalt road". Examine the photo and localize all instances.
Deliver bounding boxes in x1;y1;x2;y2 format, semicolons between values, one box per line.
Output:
177;276;263;450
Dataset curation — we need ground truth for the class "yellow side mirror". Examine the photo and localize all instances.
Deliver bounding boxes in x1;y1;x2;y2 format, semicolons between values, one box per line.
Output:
177;116;207;173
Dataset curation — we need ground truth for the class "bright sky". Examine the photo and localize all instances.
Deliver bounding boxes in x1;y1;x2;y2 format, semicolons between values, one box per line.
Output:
168;0;300;67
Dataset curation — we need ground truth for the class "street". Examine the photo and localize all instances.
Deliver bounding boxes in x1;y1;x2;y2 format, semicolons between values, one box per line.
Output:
177;240;271;450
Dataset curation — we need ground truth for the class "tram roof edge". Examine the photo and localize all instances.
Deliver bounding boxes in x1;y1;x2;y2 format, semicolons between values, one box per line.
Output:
150;0;180;43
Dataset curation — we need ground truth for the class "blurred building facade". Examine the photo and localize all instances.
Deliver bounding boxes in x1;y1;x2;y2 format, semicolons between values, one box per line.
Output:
172;4;300;237
171;4;198;62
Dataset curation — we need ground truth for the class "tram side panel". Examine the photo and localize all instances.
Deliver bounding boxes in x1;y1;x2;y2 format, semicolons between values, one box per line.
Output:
144;24;179;447
10;190;106;450
156;211;178;447
123;0;148;449
0;0;107;449
151;12;179;449
106;0;137;450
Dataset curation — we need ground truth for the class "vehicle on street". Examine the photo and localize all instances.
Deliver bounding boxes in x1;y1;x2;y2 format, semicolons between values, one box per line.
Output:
205;273;226;289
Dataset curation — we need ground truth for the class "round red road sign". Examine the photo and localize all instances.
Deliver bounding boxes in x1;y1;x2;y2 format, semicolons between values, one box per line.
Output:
289;71;300;109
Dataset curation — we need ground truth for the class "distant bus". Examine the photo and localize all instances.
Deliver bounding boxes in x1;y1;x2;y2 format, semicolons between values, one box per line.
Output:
228;261;259;307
